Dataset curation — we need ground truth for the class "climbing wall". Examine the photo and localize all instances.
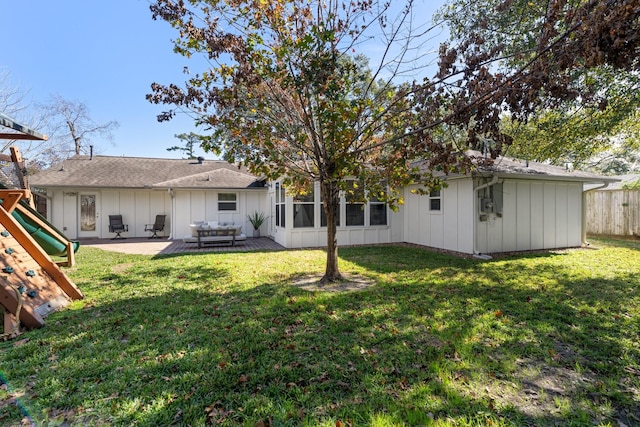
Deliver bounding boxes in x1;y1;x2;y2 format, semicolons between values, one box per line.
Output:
1;228;73;334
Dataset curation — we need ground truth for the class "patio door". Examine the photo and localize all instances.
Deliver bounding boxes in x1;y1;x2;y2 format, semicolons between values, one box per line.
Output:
78;193;101;238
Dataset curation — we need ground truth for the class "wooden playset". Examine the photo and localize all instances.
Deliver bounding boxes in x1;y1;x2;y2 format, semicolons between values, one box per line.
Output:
1;113;83;339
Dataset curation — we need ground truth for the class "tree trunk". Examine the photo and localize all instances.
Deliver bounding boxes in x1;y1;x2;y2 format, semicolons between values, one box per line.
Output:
320;179;343;283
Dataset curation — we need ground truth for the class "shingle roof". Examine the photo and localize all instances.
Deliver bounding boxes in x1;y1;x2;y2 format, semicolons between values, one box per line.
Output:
28;156;265;189
474;155;618;182
416;151;619;184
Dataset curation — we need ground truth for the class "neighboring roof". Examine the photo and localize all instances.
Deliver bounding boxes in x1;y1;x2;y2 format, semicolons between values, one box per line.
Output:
28;155;265;190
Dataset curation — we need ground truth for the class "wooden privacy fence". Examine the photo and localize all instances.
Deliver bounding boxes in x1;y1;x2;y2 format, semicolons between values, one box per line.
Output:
586;189;640;236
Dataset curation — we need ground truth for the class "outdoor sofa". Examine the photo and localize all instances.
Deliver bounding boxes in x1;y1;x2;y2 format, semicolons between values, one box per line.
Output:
182;221;247;248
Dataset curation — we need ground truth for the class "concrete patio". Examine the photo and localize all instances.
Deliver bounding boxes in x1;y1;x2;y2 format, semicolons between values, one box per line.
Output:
77;236;284;256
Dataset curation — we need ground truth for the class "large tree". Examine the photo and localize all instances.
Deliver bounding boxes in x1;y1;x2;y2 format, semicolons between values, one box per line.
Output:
148;0;639;282
148;0;468;283
40;95;119;161
1;76;119;170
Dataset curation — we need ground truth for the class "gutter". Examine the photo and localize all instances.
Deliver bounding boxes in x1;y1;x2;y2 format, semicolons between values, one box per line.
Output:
472;175;499;259
581;181;609;247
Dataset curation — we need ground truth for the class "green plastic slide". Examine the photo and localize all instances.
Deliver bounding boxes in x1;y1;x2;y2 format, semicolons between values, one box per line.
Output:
0;184;79;257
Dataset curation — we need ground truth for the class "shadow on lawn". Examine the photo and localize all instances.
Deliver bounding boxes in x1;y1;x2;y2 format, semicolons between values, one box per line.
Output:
1;246;638;426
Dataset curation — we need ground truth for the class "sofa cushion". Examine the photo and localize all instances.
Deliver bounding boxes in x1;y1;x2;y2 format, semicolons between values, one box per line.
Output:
189;223;204;237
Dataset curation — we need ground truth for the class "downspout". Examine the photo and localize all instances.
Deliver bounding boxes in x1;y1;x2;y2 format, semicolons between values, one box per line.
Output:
582;182;609;247
168;188;175;240
474;175;499;193
473;175;499;259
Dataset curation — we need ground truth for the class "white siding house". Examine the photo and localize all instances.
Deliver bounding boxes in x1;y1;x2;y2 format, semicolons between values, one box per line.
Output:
30;154;616;256
29;156;269;240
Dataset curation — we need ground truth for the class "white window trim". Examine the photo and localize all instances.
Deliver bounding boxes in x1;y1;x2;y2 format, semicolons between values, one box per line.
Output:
429;189;442;214
217;192;238;212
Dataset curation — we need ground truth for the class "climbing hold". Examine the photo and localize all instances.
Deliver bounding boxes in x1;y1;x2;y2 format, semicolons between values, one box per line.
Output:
1;230;9;237
2;266;14;273
4;248;14;254
26;290;37;298
17;284;25;294
26;270;36;277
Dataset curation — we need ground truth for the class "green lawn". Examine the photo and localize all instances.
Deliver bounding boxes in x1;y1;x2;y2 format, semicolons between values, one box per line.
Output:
1;238;639;426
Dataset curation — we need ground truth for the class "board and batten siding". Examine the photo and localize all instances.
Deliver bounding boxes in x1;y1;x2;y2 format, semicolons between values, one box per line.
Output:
100;190;171;238
172;189;268;239
46;189;171;239
404;179;475;254
476;180;583;254
586;189;640;236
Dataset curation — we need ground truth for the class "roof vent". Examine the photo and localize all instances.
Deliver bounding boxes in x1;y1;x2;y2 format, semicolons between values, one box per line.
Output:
197;156;205;164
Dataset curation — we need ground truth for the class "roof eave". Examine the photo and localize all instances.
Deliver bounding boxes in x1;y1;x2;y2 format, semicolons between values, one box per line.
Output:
475;171;620;184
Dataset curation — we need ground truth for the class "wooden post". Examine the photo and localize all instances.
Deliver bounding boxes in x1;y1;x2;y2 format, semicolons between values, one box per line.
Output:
9;147;34;209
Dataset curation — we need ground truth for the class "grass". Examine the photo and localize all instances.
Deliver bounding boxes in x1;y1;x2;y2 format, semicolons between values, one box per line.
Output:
0;238;639;426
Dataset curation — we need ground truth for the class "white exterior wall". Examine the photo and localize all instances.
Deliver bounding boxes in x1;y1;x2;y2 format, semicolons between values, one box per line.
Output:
44;187;268;240
403;179;475;254
45;188;172;239
172;189;268;239
271;182;404;249
475;179;583;254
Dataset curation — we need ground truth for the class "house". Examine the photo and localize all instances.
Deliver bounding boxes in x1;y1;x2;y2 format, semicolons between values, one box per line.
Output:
29;154;617;255
28;156;268;240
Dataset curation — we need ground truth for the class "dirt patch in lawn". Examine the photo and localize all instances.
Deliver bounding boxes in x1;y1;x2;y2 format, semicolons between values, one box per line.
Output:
489;342;639;425
506;356;596;417
111;263;135;274
291;273;376;292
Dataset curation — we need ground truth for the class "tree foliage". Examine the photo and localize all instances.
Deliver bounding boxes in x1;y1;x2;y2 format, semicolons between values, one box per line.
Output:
436;0;640;168
167;132;201;159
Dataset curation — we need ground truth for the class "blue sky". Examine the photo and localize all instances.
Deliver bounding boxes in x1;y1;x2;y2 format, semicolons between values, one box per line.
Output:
2;0;445;160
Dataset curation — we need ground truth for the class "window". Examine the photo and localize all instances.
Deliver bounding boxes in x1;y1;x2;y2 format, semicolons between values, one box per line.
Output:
275;183;285;227
293;186;314;228
345;180;365;226
429;189;441;211
369;194;387;225
218;193;237;211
